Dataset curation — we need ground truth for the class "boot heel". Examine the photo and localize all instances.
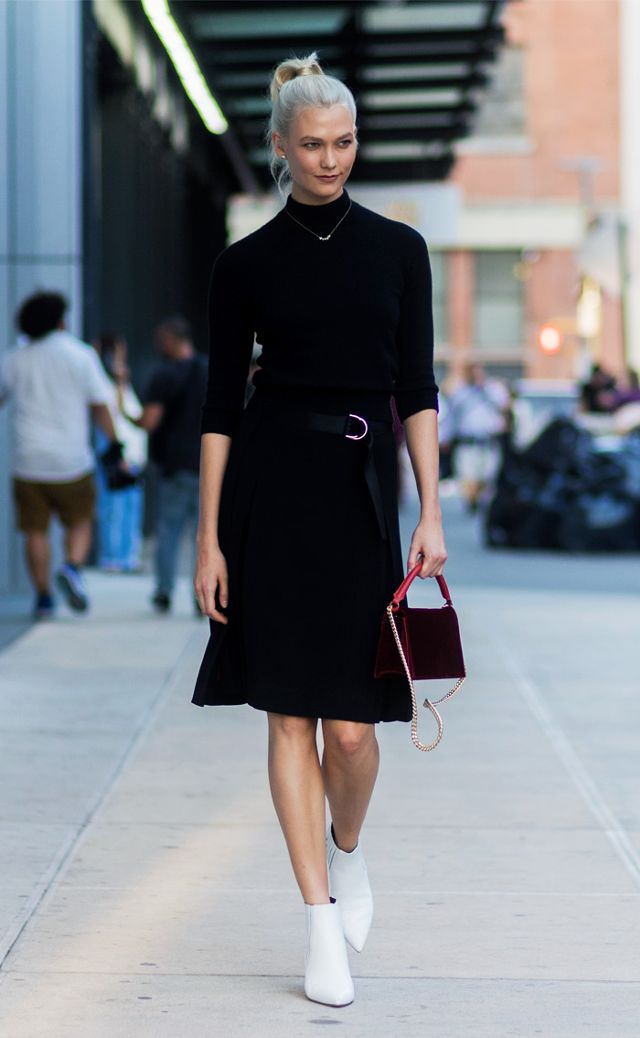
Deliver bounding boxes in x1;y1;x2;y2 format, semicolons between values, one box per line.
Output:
304;899;354;1007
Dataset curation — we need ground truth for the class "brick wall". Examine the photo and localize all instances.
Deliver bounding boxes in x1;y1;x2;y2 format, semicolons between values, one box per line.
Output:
448;0;623;380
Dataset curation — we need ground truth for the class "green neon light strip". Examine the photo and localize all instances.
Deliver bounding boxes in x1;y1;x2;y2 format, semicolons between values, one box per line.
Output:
141;0;228;134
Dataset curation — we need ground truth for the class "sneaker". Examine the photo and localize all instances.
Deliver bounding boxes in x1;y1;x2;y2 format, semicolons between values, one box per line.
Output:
152;591;171;613
33;592;55;620
56;564;89;612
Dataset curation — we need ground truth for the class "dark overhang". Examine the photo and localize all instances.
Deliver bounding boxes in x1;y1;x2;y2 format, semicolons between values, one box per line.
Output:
171;0;507;186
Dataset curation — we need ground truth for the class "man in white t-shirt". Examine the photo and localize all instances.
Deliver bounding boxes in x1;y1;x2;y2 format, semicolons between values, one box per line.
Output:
0;291;122;617
439;362;510;512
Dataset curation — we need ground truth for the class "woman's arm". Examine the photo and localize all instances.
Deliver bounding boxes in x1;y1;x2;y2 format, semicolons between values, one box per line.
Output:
404;409;447;578
195;243;255;621
393;233;445;577
194;432;232;622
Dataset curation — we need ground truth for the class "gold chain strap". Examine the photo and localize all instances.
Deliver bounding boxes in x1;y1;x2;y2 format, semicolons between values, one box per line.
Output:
386;605;465;752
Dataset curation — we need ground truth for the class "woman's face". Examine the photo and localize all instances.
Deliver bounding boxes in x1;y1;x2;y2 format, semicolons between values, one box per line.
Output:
273;104;357;205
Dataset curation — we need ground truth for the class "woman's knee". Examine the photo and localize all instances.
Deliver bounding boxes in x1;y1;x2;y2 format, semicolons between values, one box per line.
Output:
268;712;317;744
323;720;376;759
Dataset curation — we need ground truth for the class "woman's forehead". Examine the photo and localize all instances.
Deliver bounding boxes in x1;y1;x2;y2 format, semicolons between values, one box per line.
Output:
292;105;355;138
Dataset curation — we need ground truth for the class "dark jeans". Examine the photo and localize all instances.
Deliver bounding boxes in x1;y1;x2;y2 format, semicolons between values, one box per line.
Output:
155;470;199;596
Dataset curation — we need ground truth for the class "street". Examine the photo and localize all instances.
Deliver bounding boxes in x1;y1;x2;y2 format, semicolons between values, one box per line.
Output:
0;494;639;1037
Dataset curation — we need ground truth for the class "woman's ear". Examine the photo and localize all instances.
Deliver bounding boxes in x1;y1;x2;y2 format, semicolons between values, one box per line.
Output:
272;132;286;159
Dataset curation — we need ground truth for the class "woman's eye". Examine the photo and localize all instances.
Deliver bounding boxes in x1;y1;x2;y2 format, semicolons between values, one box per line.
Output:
339;139;353;147
304;142;319;149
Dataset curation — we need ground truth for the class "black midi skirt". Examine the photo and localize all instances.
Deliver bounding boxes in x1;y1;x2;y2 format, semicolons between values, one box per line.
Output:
192;385;410;723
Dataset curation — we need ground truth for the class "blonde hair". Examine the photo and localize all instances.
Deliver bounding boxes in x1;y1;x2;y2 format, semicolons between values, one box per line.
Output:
267;52;357;197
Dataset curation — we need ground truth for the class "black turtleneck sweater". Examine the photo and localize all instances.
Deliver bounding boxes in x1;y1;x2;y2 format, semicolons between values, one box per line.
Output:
201;189;438;436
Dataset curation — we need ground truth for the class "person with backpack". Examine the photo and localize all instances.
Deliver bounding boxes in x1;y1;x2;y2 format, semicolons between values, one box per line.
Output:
94;333;147;573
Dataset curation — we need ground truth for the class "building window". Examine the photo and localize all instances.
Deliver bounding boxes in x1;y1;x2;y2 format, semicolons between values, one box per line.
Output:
473;250;523;350
466;46;526;140
430;250;448;346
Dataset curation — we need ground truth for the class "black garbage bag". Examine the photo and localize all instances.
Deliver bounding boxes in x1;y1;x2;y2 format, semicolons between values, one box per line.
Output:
485;448;536;547
574;447;625;495
486;418;640;551
485;463;570;549
617;432;640;501
519;417;591;475
558;493;640;552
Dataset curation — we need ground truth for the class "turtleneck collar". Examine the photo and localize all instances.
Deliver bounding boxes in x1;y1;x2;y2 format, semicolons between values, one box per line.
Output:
285;189;351;235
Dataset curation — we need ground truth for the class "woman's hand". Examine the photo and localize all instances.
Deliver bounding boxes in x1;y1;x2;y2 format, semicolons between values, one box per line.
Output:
407;515;448;578
194;546;229;623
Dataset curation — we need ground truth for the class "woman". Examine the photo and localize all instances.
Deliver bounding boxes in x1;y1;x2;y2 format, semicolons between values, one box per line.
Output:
93;333;147;572
193;54;447;1008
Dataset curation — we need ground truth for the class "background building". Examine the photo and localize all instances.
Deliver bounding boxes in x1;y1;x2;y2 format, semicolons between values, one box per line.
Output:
0;0;243;595
446;0;625;384
2;0;639;598
227;2;634;387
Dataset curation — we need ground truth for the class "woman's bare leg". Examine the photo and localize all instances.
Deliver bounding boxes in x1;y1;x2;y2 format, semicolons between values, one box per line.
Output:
321;720;379;851
267;713;330;904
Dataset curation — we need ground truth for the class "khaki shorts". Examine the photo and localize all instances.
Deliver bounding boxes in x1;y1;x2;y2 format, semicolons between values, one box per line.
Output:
13;474;96;533
454;443;501;484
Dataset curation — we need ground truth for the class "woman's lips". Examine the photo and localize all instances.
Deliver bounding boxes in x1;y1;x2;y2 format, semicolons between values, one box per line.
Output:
318;174;339;180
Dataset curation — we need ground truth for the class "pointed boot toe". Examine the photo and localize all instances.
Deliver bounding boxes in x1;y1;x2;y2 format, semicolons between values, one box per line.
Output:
327;827;373;953
304;900;354;1007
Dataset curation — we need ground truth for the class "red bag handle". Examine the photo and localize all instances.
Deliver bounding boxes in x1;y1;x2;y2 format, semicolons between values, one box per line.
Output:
391;559;453;611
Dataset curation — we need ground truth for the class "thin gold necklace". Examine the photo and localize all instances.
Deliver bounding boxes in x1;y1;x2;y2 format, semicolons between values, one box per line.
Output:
285;198;353;242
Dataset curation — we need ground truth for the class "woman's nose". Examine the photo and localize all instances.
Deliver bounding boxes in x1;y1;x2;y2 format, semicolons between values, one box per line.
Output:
321;150;337;168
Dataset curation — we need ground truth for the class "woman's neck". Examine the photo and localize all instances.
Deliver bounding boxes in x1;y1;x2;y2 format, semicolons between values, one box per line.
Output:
290;185;345;207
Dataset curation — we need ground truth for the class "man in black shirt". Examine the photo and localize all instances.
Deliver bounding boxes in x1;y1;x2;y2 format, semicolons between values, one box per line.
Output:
137;316;207;613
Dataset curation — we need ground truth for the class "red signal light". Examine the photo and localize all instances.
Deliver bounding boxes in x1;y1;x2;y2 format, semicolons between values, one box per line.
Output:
538;324;562;354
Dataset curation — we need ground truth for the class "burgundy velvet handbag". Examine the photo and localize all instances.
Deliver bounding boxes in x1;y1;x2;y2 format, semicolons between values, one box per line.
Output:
374;561;466;752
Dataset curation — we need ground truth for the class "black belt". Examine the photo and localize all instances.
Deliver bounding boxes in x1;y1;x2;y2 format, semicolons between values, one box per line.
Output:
272;410;391;541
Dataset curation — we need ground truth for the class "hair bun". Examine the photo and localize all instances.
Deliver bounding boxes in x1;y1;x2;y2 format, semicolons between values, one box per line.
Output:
269;53;324;103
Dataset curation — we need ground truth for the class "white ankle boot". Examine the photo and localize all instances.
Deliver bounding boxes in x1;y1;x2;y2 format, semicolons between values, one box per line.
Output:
304;899;354;1007
326;826;373;953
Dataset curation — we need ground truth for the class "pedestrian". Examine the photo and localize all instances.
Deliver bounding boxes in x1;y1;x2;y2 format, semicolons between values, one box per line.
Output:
579;363;617;413
192;54;447;1008
0;291;123;617
133;317;207;613
610;366;640;409
94;334;147;573
440;361;510;512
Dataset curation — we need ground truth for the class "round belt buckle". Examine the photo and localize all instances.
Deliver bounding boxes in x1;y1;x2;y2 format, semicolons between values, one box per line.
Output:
345;413;369;440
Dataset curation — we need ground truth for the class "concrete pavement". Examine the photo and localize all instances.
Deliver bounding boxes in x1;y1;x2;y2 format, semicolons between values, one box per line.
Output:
0;498;639;1037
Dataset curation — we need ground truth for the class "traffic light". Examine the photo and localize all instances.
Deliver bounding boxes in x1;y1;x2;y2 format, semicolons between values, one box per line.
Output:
538;324;563;354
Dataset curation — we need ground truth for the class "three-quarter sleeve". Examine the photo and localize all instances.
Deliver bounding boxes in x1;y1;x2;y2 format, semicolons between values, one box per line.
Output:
200;245;255;436
393;233;439;422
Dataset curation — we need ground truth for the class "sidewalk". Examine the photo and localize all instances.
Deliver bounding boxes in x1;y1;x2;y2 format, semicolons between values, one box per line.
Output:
0;500;639;1037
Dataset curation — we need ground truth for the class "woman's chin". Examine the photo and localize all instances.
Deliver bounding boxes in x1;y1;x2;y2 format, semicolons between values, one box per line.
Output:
300;178;345;203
